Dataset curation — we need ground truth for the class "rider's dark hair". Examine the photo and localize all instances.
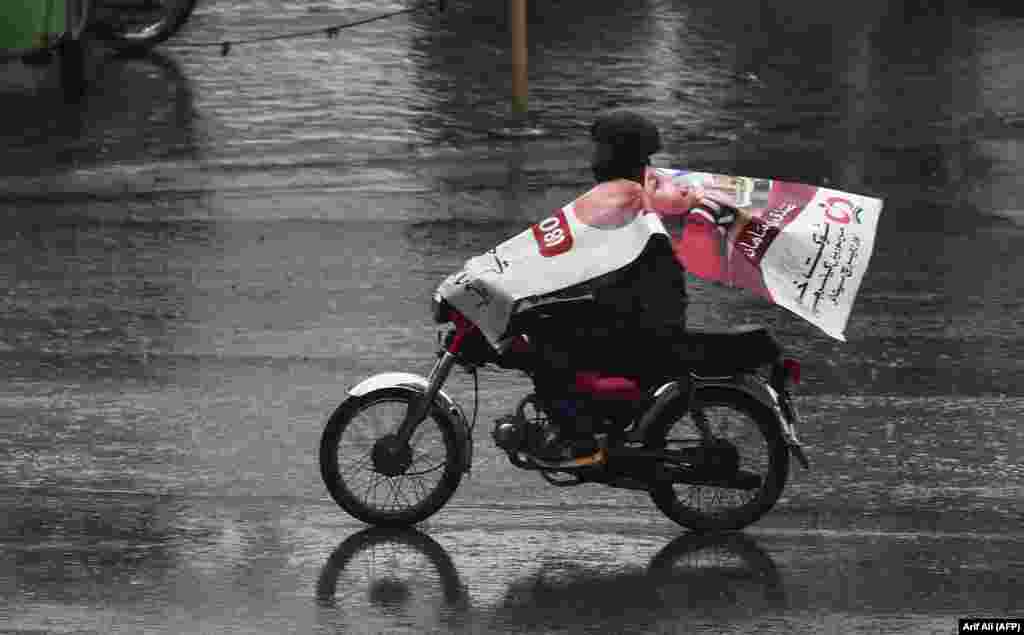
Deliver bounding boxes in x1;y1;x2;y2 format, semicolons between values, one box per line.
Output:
590;110;662;184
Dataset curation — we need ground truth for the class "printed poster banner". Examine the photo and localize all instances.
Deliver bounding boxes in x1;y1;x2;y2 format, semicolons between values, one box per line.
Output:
437;167;883;346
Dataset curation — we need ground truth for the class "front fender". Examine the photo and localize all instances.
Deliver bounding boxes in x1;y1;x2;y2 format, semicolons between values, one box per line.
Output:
350;372;437;398
349;372;473;474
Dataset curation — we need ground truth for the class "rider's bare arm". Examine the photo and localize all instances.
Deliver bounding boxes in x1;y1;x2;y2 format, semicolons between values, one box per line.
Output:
572;180;646;229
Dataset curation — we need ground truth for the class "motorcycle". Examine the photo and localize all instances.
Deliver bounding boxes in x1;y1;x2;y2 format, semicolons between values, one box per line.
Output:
319;207;810;533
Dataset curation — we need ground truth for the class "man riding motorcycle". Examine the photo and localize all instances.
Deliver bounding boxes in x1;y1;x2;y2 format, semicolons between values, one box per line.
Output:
319;111;814;530
519;110;705;460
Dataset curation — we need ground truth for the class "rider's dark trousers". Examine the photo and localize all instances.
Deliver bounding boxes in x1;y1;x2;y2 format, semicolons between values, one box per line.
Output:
529;310;690;400
524;235;692;425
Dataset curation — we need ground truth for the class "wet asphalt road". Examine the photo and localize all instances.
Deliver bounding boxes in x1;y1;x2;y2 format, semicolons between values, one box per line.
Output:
5;493;1022;634
2;0;1023;633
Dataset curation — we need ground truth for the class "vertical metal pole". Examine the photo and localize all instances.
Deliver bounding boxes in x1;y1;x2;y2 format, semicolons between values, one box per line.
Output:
60;0;86;103
510;0;527;114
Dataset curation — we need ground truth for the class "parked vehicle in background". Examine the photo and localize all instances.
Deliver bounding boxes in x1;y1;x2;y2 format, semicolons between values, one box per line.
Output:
1;0;196;98
90;0;198;55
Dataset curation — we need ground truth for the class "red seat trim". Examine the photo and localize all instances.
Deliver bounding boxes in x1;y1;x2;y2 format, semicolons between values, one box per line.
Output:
574;371;643;401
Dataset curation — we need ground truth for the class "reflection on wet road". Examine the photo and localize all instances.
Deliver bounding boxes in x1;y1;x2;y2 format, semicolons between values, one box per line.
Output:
3;493;1019;634
2;0;1023;632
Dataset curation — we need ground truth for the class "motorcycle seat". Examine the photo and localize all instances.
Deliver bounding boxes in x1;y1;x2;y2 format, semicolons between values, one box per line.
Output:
570;326;782;396
682;325;782;375
573;371;644;401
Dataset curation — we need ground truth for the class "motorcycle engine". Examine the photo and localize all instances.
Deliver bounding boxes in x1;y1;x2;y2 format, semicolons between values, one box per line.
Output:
492;394;557;454
492;415;526;453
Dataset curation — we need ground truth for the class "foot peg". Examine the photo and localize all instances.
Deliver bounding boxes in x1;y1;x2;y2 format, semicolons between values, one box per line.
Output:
523;437;608;470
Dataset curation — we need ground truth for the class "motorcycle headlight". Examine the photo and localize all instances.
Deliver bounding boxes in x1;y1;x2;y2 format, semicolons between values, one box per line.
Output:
430;292;449;324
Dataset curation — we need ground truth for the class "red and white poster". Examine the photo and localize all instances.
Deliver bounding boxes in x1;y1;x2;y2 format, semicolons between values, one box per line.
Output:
437;167;882;346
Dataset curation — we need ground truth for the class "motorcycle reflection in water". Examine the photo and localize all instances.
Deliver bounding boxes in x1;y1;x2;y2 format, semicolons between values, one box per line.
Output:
315;528;786;634
315;528;470;632
313;528;468;626
493;533;787;632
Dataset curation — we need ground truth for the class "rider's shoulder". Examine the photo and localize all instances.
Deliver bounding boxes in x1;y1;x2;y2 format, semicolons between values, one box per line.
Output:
595;178;645;196
571;179;646;229
579;179;645;209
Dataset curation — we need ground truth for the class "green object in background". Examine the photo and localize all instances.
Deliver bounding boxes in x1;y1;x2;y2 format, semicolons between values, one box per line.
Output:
0;0;67;52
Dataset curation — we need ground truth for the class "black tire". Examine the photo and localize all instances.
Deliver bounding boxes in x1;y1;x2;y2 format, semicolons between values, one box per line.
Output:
319;388;464;527
90;0;197;55
647;386;789;533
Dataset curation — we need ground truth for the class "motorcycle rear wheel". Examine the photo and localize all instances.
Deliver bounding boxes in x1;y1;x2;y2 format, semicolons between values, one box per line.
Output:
319;388;464;527
647;386;789;533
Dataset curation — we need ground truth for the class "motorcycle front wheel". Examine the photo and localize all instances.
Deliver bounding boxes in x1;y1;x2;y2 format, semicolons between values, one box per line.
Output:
319;388;464;527
646;386;789;533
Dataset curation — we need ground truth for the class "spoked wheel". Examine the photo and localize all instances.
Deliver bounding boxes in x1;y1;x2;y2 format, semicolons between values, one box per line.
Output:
319;388;464;527
90;0;197;55
647;387;789;532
